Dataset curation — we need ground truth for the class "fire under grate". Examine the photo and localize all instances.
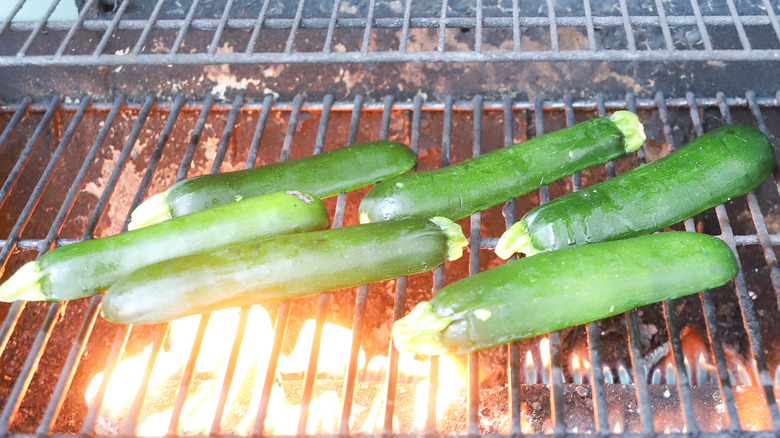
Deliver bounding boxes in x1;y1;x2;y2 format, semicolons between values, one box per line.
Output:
0;92;779;437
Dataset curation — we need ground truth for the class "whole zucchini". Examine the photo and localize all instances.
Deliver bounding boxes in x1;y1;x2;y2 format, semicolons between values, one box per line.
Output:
101;217;468;324
0;191;330;302
358;111;645;223
129;140;416;229
495;124;776;259
392;232;737;355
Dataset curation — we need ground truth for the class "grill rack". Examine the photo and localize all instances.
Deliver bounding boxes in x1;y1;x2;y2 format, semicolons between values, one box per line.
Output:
0;91;779;437
1;0;780;66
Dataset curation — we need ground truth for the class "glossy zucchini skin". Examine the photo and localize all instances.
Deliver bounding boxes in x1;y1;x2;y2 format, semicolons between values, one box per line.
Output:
392;232;737;355
129;140;416;229
101;217;467;324
495;124;776;259
359;112;644;223
0;191;330;302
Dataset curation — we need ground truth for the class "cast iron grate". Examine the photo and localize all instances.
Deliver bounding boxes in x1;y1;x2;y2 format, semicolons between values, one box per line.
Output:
1;0;780;66
0;92;779;437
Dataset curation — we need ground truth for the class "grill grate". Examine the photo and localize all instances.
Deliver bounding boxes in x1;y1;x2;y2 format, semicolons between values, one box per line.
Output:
0;92;779;436
2;0;780;66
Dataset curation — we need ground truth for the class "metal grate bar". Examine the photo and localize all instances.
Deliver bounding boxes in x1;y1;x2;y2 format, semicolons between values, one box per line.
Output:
280;95;305;162
399;0;413;53
121;325;169;436
284;0;306;55
339;282;370;435
726;0;752;51
7;94;780;114
209;306;252;434
83;96;154;237
654;0;675;51
131;0;166;56
91;0;130;58
501;95;522;435
314;95;335;154
170;0;201;56
16;0;62;58
761;0;780;45
584;93;611;434
297;291;331;433
166;312;211;435
207;0;235;56
0;0;24;37
467;94;483;437
359;0;376;54
0;95;31;155
437;0;448;53
475;0;483;53
121;94;185;231
252;301;290;435
618;0;637;52
81;325;132;434
626;310;654;431
545;0;559;52
689;0;714;51
379;93;402;435
512;0;521;51
321;0;340;54
245;94;274;168
0;95;60;212
176;94;215;181
244;0;271;55
656;92;698;432
210;93;244;172
583;0;597;52
54;0;97;58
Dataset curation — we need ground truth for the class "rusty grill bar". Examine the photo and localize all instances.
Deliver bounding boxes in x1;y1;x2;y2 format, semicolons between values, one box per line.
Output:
1;92;780;437
1;0;780;66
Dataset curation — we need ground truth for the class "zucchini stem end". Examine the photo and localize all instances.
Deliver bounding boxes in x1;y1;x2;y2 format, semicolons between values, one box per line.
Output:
128;191;172;230
608;110;646;153
0;261;47;301
495;220;540;259
429;216;468;261
392;301;452;356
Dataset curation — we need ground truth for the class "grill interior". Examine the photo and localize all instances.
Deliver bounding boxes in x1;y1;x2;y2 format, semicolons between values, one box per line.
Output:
1;0;780;437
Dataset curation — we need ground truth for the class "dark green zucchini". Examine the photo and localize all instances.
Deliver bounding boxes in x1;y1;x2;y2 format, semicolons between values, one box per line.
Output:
129;140;416;229
393;232;737;355
101;217;468;324
495;124;776;259
358;111;645;223
0;191;330;302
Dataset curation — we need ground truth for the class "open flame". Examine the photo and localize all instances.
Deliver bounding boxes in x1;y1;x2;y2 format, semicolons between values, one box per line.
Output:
85;306;466;436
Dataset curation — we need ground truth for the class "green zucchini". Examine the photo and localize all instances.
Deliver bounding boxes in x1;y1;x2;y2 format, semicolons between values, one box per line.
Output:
358;111;645;223
129;140;417;230
0;191;330;302
101;217;468;324
392;232;737;355
495;124;776;259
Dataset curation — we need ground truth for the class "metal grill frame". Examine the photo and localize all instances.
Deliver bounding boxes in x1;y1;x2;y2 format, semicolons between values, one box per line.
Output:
0;91;779;437
2;0;780;66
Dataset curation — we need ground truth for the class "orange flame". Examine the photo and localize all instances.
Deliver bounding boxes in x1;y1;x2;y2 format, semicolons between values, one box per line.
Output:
86;306;467;436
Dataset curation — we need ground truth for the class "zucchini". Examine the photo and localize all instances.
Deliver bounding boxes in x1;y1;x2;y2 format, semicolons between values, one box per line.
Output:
129;140;417;230
495;124;776;259
0;191;330;302
358;111;645;223
101;216;468;324
392;232;737;355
